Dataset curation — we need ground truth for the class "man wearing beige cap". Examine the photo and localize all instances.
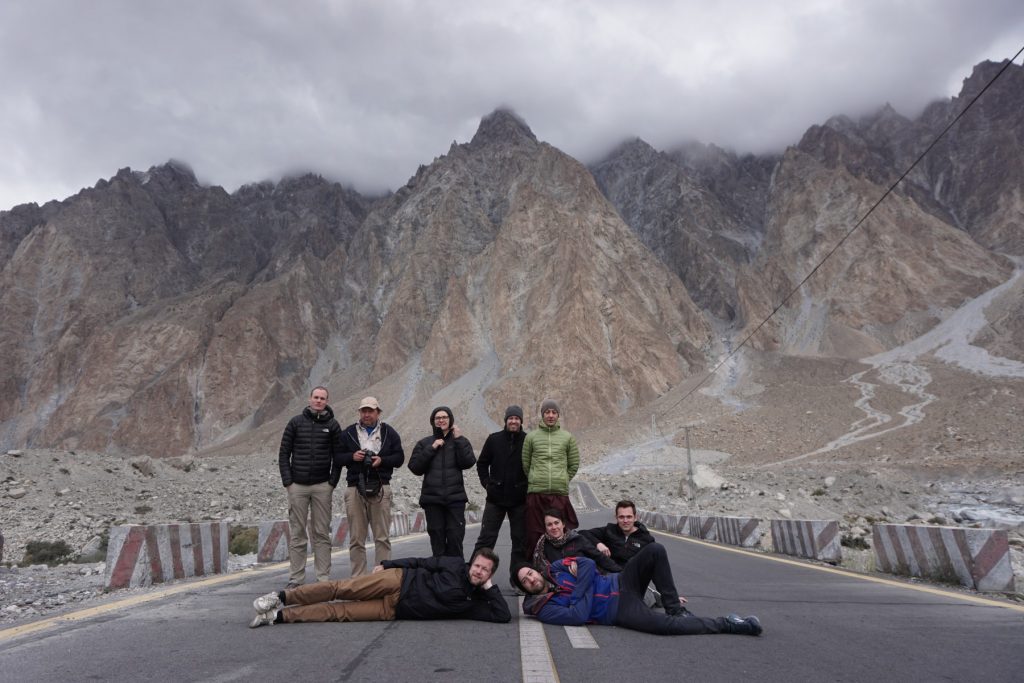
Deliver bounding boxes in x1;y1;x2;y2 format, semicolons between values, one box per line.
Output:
337;397;405;576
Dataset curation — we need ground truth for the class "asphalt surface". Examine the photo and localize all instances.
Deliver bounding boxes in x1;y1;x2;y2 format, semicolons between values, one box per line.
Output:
1;503;1023;682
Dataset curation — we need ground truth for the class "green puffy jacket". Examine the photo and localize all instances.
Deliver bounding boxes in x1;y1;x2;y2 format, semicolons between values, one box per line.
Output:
522;422;579;495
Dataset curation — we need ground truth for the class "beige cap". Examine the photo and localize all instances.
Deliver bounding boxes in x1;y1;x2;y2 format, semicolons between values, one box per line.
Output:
358;396;382;411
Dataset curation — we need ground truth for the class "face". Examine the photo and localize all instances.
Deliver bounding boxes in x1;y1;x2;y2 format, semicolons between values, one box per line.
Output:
309;389;328;412
517;566;546;594
468;556;495;586
542;408;559;427
544;515;565;539
434;411;451;430
359;407;380;427
616;507;637;534
506;416;522;432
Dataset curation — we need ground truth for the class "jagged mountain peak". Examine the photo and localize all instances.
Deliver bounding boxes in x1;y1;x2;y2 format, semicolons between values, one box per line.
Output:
469;108;538;148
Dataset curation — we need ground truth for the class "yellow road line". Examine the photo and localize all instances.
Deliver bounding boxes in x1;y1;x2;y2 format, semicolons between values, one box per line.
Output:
650;528;1024;613
0;532;431;643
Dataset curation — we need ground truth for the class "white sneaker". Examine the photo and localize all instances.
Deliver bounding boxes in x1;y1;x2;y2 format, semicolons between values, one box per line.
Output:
248;610;277;628
253;592;282;614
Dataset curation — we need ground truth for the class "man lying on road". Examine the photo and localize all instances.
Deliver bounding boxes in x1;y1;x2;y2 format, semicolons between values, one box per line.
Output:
249;547;511;627
512;543;762;636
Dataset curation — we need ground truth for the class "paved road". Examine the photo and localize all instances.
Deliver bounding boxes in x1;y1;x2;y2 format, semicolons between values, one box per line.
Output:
2;506;1022;682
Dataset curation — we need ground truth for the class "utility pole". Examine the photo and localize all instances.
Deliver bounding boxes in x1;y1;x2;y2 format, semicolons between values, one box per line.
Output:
679;425;696;501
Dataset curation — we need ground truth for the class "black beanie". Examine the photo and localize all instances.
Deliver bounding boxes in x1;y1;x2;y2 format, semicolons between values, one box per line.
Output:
504;405;523;423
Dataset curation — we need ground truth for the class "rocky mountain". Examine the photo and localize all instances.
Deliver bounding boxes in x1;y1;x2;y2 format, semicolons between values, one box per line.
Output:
1;61;1021;460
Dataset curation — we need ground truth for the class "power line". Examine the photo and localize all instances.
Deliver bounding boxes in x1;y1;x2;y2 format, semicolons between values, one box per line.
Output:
658;47;1024;423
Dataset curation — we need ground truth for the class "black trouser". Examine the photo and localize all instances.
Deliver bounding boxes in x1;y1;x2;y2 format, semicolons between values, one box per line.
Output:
473;500;526;567
614;543;729;635
423;503;466;558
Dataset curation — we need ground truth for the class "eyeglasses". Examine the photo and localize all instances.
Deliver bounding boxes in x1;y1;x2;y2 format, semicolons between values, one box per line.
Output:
434;415;450;421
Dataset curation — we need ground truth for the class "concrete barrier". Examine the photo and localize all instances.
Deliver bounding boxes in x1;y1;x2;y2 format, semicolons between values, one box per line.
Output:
257;520;290;562
104;522;228;590
770;519;841;563
715;516;762;548
697;516;718;542
873;523;1015;592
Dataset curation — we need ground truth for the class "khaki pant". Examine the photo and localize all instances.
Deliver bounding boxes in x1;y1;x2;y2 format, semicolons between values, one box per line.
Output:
345;485;393;576
287;481;334;584
282;568;403;622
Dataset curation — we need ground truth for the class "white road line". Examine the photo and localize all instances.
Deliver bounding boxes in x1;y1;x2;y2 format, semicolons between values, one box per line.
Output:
519;598;559;683
563;625;599;649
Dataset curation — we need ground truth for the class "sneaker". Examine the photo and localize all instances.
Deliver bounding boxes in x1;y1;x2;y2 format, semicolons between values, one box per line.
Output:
726;613;762;636
253;592;282;614
249;610;277;628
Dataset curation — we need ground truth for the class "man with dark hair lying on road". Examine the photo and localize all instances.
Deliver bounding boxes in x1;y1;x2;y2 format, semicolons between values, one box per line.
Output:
248;547;510;627
511;543;762;636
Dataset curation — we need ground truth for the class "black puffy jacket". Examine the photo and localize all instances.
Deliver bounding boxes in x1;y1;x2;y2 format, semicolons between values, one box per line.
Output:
278;405;343;487
408;407;476;506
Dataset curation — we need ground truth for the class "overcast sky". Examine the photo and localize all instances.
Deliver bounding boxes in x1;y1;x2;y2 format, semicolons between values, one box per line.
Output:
2;0;1022;211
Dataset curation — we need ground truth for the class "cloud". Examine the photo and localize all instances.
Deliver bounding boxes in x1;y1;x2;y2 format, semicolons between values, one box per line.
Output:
1;0;1022;210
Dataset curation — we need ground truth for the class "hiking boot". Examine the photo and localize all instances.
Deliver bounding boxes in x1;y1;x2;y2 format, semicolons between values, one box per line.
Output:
249;609;278;628
726;613;762;636
253;592;282;614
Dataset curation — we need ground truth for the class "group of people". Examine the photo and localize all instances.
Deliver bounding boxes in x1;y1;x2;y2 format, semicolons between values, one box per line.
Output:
258;386;761;639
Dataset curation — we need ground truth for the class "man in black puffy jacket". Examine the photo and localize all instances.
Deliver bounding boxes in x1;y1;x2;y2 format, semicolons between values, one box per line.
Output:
580;500;655;566
278;387;343;588
472;405;528;573
248;547;510;627
409;406;476;559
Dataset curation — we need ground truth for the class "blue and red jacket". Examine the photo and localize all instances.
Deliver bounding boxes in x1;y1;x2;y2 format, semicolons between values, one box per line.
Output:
522;556;619;625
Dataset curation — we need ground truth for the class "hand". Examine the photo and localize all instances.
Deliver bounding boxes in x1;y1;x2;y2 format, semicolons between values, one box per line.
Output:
432;439;445;449
678;596;688;605
452;425;462;438
354;450;366;462
596;543;611;557
372;565;383;573
567;560;577;577
370;455;382;468
483;579;493;590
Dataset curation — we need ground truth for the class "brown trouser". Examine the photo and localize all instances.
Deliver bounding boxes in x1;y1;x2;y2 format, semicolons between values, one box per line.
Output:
287;481;334;584
282;568;403;623
345;485;393;576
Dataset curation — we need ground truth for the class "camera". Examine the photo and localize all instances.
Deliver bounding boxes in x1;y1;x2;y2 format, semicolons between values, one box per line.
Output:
362;449;377;462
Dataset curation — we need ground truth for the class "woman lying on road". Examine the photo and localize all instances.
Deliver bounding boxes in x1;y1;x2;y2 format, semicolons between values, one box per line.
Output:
532;508;622;575
512;543;762;637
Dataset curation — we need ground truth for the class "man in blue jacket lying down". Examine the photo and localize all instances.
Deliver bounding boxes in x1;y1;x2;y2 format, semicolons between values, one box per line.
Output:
512;542;762;636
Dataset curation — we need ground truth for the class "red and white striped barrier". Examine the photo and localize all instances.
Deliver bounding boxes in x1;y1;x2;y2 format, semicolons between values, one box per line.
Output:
770;519;842;564
873;523;1015;593
257;520;290;562
715;516;762;548
104;522;228;590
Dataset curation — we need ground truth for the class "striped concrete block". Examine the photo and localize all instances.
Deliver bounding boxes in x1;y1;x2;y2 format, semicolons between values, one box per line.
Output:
410;509;428;533
257;520;290;562
715;516;762;548
104;522;228;590
873;524;1015;593
331;516;350;547
697;516;718;542
771;519;842;563
637;510;701;538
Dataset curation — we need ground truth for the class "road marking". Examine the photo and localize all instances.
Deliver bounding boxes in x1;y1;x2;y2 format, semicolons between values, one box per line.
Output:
0;534;432;643
563;625;599;648
649;528;1024;613
519;598;559;683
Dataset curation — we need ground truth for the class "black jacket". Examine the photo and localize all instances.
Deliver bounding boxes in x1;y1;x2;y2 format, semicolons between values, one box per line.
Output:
476;428;527;507
382;556;511;622
278;405;343;487
579;522;655;566
409;408;476;507
536;531;622;574
335;422;405;486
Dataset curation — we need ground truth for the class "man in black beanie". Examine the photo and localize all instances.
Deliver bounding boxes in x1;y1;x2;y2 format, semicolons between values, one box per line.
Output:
473;405;528;575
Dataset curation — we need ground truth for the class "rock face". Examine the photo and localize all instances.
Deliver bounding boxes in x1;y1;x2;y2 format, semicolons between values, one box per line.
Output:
1;61;1022;457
